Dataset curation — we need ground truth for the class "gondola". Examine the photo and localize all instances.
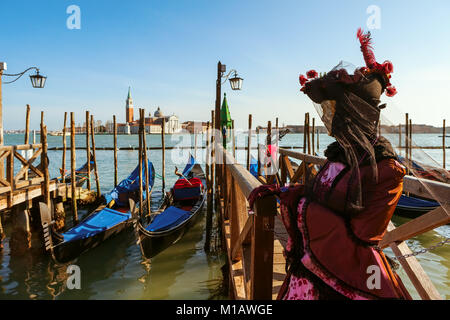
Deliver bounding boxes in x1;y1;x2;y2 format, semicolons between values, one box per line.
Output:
59;153;95;188
39;159;155;263
395;194;440;218
136;155;206;259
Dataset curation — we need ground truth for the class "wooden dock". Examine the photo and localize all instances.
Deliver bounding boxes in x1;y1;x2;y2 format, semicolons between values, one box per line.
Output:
210;119;450;299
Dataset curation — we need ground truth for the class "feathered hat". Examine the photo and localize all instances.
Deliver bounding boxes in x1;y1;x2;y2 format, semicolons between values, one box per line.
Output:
299;28;397;97
356;28;397;97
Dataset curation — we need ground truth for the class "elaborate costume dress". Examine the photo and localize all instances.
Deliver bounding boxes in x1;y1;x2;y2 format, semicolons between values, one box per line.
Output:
248;29;411;300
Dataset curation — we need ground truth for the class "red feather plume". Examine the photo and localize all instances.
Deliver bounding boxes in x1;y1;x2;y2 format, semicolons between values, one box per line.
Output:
357;28;377;68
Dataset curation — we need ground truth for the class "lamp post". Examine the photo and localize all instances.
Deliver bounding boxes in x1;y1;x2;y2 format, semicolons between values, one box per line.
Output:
0;62;47;179
214;61;243;149
0;63;47;144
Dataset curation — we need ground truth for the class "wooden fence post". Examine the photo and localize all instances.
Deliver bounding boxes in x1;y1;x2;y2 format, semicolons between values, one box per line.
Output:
250;196;276;299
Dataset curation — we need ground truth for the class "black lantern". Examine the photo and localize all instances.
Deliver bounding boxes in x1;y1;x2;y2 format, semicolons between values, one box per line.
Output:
29;70;47;88
229;71;243;90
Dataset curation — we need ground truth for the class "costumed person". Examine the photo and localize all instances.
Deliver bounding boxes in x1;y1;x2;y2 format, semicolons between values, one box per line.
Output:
248;28;411;300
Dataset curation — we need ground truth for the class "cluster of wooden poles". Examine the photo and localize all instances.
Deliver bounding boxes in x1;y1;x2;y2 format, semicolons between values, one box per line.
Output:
58;110;101;224
400;114;447;170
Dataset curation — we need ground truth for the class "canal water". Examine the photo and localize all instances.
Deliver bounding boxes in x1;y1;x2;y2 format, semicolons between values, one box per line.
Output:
0;132;449;299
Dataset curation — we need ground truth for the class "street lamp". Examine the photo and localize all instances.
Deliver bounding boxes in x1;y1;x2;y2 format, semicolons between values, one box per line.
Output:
0;62;47;146
228;71;243;91
3;66;47;88
214;61;243;149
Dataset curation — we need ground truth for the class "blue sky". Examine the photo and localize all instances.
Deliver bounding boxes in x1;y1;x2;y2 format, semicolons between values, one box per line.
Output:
1;0;449;130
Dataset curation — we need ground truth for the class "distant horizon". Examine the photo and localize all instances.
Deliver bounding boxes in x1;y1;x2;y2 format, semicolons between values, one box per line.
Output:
1;1;449;131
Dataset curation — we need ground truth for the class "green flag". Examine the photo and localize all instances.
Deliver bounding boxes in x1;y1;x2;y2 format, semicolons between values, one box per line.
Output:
220;93;233;148
220;93;232;128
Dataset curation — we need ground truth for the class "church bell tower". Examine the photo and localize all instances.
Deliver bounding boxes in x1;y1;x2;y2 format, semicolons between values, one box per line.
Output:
126;87;134;123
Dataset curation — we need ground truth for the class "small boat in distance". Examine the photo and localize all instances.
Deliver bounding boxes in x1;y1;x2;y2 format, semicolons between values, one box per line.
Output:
49;130;71;136
39;159;155;263
136;155;206;259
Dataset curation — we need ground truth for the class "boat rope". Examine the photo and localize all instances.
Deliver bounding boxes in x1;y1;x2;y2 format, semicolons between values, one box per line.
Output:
392;237;450;260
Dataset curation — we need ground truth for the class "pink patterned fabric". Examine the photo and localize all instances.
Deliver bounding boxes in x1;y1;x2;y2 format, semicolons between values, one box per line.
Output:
280;159;409;300
283;276;319;300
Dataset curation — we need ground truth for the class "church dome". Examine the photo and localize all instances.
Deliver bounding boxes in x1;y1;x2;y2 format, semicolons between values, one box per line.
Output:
154;107;163;118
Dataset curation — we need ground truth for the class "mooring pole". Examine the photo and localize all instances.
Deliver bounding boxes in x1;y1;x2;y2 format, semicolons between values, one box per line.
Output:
443;119;446;169
257;127;261;178
138;109;143;217
113;115;118;187
210;110;216;210
405;113;409;175
141;109;151;216
62;112;67;183
246;114;252;171
204;120;212;253
85;110;91;191
90;115;101;198
409;119;413;167
70;112;78;223
24;105;31;181
161;119;166;192
40;114;50;209
312;117;315;155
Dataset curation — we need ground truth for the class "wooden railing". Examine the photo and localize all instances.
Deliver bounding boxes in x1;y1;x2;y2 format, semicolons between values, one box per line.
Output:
0;143;44;205
216;143;277;300
278;148;449;300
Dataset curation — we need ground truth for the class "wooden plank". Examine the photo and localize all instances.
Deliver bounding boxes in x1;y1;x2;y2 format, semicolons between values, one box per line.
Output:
217;144;261;199
290;161;305;183
250;195;276;300
224;219;246;299
403;175;450;202
13;148;43;181
379;205;450;248
279;148;326;166
0;179;61;211
231;215;253;261
386;222;441;300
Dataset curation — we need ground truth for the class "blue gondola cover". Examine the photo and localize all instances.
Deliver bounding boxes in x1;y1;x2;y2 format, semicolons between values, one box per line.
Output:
146;206;191;232
105;160;154;206
397;195;439;209
63;208;131;242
